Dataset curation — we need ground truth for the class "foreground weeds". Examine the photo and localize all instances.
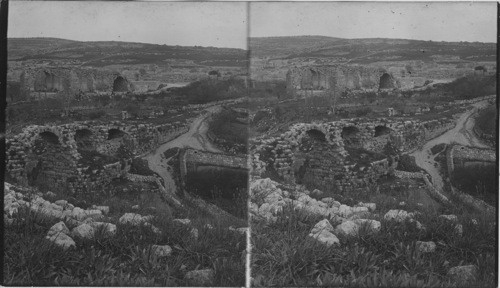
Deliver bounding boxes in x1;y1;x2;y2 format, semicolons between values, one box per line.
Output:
4;197;246;286
251;200;496;287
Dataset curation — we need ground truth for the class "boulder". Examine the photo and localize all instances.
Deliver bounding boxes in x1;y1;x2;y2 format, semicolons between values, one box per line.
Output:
55;200;68;207
309;219;339;247
92;205;110;215
47;221;70;237
190;228;199;240
439;214;458;222
89;222;117;237
119;213;148;226
151;245;172;258
310;219;334;234
45;233;75;250
72;223;95;240
335;219;381;237
311;189;323;198
416;241;436;253
309;230;339;247
384;209;412;222
184;269;215;286
454;224;463;237
173;218;191;226
357;202;376;212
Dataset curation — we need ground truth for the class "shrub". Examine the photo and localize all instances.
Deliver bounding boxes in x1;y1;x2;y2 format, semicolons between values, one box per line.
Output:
396;155;421;172
129;158;155;176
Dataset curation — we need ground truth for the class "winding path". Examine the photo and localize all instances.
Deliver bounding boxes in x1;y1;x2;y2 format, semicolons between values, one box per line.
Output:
143;106;222;198
411;99;492;191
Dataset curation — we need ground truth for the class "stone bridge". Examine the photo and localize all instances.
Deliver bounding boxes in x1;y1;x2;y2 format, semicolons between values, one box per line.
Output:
286;65;400;97
20;67;133;93
6;121;188;196
251;117;454;192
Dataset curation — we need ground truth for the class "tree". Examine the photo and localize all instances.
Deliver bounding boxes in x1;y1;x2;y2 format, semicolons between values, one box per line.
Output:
208;70;221;79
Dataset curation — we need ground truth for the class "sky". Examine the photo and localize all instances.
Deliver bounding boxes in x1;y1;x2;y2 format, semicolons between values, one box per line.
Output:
250;2;497;43
8;1;248;49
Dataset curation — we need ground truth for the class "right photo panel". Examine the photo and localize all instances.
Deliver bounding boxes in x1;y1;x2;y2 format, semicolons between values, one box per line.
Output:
248;2;497;287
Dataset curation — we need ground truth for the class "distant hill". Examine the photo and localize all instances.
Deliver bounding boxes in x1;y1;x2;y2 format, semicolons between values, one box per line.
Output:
250;36;496;62
8;38;248;67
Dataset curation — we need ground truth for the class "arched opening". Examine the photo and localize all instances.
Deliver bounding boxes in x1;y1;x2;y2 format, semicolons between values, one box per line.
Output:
306;129;327;142
108;128;127;140
379;73;395;90
39;131;59;145
341;126;361;146
74;129;94;150
374;125;393;137
113;76;129;92
310;69;321;90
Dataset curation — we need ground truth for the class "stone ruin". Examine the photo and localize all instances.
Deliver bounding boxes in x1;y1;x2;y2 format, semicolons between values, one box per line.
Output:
6;121;189;196
286;65;399;98
251;117;454;193
20;67;133;93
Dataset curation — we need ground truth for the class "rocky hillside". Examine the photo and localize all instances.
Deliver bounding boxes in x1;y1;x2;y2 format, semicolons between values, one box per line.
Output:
250;177;496;287
250;36;496;62
4;181;246;286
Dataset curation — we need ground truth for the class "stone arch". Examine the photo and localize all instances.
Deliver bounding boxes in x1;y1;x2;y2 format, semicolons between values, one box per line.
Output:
374;125;393;137
108;128;128;140
310;69;321;90
341;126;362;147
74;129;95;150
379;73;395;90
39;131;60;145
113;76;129;92
305;129;327;142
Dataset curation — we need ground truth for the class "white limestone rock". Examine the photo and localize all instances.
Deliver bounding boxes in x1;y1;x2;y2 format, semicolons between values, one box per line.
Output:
357;202;376;212
89;222;117;237
416;241;436;253
46;232;76;250
384;209;412;222
151;244;172;258
72;223;95;240
309;230;340;247
173;218;191;226
47;221;70;237
119;213;149;226
92;205;110;215
439;214;458;223
55;200;68;207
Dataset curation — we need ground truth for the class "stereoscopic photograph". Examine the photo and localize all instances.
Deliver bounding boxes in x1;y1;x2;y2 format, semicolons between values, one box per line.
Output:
3;0;498;287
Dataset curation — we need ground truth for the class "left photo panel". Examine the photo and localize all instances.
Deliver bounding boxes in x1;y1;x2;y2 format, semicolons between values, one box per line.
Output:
5;1;249;286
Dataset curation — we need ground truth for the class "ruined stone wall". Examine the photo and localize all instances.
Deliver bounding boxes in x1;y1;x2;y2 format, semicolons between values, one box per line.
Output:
251;117;454;192
450;145;495;170
5;120;189;196
184;149;247;171
21;67;132;93
286;65;399;97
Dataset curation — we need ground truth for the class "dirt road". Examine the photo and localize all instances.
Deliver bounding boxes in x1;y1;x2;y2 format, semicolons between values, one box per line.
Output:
411;100;491;191
143;106;222;197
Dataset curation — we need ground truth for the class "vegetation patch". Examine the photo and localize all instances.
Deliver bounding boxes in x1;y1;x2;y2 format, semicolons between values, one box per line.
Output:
129;158;156;176
396;154;422;172
475;105;496;136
